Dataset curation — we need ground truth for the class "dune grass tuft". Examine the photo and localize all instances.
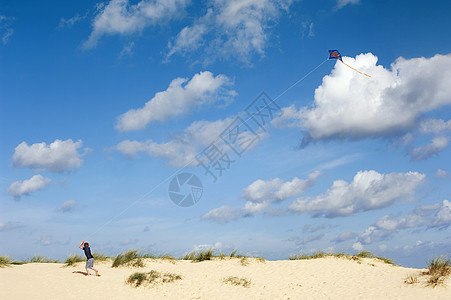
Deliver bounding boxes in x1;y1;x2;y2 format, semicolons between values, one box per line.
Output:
27;256;59;263
92;252;110;262
180;248;262;263
404;273;419;285
0;256;11;267
126;270;182;287
181;248;214;262
112;250;145;268
289;251;395;265
65;254;84;267
223;276;251;288
427;256;451;277
290;251;331;260
424;256;450;287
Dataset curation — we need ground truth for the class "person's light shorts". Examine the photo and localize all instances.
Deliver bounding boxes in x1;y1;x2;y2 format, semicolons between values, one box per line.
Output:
86;258;94;269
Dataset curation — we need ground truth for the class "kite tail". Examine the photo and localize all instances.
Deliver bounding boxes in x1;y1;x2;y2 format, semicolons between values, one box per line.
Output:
341;61;372;78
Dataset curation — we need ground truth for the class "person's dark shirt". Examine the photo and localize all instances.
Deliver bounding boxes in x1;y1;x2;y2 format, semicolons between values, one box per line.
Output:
82;246;94;260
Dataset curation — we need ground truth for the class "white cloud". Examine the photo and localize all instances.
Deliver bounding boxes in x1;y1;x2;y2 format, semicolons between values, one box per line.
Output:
203;171;320;223
419;119;451;134
83;0;187;49
241;171;321;204
272;53;451;153
166;23;208;58
202;206;242;223
411;136;449;161
357;200;451;245
56;200;77;213
190;242;222;252
115;71;236;131
336;0;360;9
0;15;14;45
288;170;426;218
12;139;87;173
166;0;292;64
58;11;89;29
116;116;243;166
352;241;363;251
7;175;51;197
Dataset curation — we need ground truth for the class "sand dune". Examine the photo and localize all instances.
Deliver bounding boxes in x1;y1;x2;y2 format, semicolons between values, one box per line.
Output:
1;257;450;299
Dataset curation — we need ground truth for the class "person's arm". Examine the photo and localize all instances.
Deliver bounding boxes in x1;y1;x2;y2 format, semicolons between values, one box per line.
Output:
79;240;84;249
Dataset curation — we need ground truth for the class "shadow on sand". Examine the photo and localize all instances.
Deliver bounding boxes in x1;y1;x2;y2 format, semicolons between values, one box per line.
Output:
72;271;88;276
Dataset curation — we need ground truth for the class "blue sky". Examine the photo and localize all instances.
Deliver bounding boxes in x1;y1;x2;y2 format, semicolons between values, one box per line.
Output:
1;0;450;268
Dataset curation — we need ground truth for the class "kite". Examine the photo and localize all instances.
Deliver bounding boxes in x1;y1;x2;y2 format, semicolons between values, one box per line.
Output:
328;50;372;78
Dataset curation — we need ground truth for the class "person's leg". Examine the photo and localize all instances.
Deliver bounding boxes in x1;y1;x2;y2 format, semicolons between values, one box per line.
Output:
86;258;94;275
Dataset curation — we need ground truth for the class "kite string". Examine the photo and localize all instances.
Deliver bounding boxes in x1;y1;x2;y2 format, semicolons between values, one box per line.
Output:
273;59;328;101
87;58;329;239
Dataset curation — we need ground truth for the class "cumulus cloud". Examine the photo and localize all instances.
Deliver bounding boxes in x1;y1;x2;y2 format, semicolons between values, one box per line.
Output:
411;136;449;161
288;170;426;218
56;200;77;213
115;71;236;131
166;0;292;64
116;116;241;166
272;53;451;157
190;242;222;252
202;206;242;223
357;200;451;245
12;139;87;172
203;171;321;223
242;171;321;204
7;175;51;198
83;0;187;49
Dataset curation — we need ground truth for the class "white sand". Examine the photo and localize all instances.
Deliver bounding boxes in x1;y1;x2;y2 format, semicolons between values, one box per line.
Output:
1;257;450;299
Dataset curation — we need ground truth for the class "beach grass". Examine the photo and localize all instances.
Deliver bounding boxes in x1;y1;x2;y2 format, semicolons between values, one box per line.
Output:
0;256;11;267
112;250;145;268
181;249;264;263
126;270;182;287
92;252;111;262
64;254;84;266
289;251;395;265
181;248;214;262
27;256;59;263
425;256;450;287
404;273;419;285
223;276;251;288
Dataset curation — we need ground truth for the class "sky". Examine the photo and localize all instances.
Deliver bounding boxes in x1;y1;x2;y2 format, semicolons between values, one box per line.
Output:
1;0;450;268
